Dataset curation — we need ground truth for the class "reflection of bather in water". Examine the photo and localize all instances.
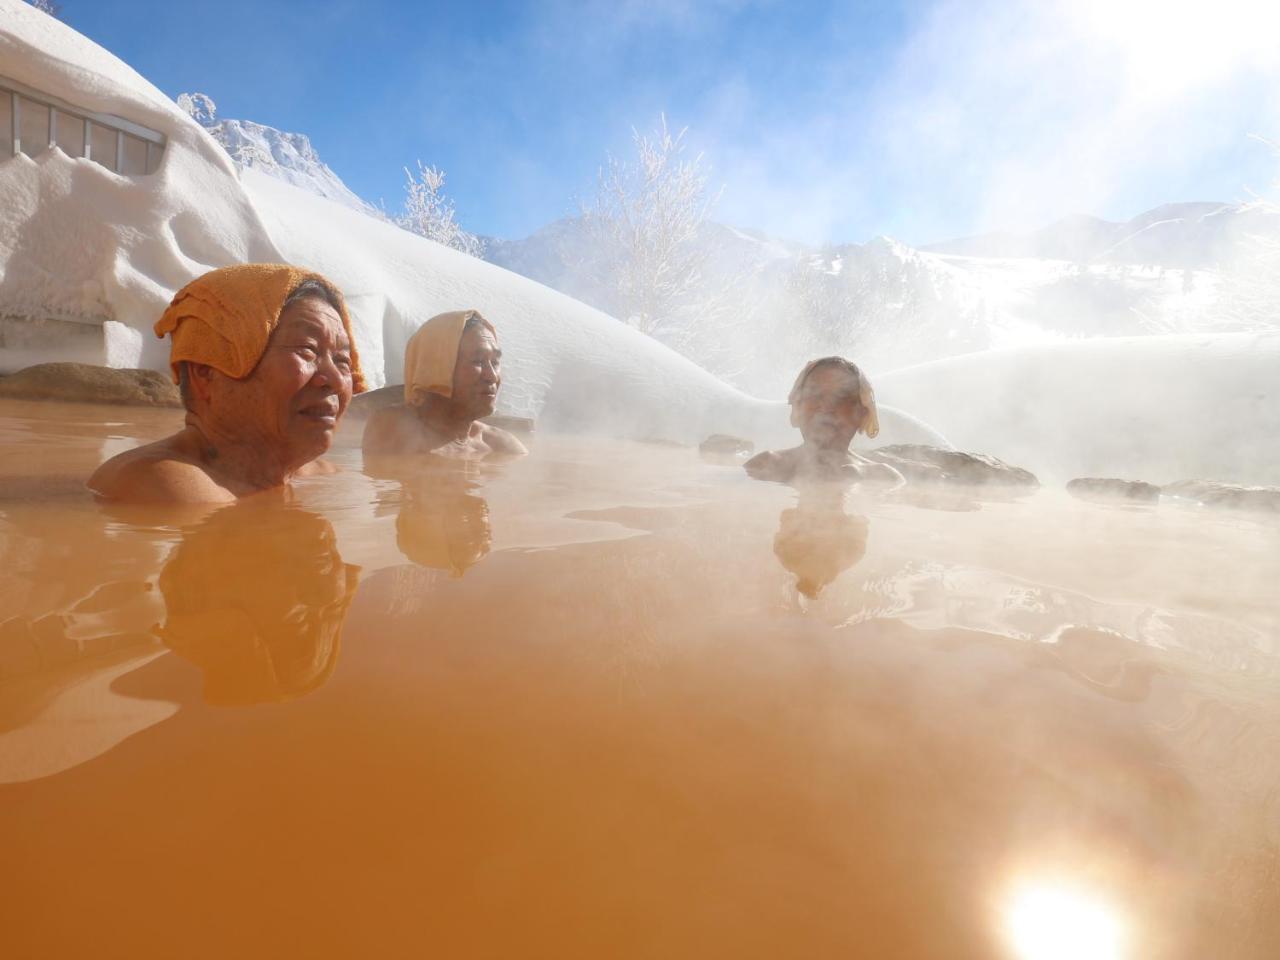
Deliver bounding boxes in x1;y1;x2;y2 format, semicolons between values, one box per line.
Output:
394;460;493;577
362;311;527;461
773;485;870;598
745;357;903;489
90;265;367;504
155;504;360;705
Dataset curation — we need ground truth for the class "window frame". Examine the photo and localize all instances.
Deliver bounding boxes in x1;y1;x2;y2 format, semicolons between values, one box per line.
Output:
1;73;166;175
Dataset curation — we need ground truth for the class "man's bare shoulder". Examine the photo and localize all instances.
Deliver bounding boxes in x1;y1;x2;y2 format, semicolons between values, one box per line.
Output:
88;437;232;504
480;423;528;456
362;404;423;454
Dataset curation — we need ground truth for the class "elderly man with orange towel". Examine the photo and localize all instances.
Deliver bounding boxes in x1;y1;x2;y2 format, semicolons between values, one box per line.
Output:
744;356;903;487
89;263;364;503
361;310;527;460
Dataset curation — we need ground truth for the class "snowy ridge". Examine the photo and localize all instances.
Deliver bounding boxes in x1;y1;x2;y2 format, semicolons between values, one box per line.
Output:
177;93;373;215
205;119;371;215
924;201;1280;269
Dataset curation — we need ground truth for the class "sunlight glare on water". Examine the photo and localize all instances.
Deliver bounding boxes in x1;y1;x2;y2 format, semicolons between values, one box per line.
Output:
1003;880;1127;960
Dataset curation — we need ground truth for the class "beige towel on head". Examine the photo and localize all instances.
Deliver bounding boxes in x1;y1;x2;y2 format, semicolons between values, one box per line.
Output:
403;310;496;406
787;356;880;438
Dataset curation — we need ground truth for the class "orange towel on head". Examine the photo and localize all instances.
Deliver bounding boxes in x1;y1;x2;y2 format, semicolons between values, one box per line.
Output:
403;309;496;406
154;263;367;393
787;356;880;438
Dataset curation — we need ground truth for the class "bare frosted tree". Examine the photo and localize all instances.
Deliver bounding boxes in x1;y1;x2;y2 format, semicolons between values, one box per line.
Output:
399;161;484;258
581;116;724;341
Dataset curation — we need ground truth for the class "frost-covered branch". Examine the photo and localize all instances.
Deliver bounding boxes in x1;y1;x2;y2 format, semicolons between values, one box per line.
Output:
581;116;724;340
398;161;484;258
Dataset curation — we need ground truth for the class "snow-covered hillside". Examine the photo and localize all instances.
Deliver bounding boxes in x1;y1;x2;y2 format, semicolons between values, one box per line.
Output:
925;202;1280;269
177;93;373;215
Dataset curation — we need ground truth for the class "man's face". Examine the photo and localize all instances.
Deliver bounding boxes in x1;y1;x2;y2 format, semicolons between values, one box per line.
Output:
451;324;501;419
794;364;866;450
205;297;354;467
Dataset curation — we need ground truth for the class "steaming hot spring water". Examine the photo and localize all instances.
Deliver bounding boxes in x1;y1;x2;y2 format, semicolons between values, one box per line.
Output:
0;395;1277;960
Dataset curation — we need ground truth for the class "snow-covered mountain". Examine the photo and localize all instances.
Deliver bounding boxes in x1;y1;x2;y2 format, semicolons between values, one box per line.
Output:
177;93;374;215
924;201;1280;269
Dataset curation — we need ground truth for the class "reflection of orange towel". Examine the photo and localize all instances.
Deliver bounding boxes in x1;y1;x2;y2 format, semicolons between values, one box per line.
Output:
156;504;361;705
154;263;367;392
403;310;495;406
787;357;880;438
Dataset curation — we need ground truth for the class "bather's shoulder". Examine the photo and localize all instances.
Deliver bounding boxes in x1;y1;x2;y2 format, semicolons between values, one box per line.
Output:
479;422;528;456
361;404;419;454
88;439;232;504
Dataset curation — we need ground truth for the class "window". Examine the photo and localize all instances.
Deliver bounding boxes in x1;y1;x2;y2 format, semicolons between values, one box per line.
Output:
87;120;116;171
0;75;165;175
18;95;49;156
119;133;148;176
54;109;84;157
0;92;11;161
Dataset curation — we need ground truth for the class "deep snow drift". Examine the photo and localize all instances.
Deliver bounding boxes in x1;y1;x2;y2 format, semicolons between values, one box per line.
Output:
0;3;282;352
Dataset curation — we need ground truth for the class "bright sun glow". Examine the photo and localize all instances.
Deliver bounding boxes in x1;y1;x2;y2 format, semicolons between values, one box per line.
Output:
1003;881;1127;960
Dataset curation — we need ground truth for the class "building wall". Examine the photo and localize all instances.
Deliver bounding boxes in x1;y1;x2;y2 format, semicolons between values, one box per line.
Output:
0;314;106;373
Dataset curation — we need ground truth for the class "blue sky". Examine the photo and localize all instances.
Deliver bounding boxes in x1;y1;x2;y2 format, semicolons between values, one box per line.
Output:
61;0;1280;246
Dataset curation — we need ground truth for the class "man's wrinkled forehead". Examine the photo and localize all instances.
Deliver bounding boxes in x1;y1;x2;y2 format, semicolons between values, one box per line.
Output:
275;299;349;348
797;362;860;399
461;323;499;349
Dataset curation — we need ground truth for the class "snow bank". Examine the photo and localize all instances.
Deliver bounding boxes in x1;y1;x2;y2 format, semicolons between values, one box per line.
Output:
0;0;282;371
876;332;1280;485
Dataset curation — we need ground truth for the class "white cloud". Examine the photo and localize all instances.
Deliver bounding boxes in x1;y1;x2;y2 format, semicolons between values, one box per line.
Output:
701;0;1280;243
